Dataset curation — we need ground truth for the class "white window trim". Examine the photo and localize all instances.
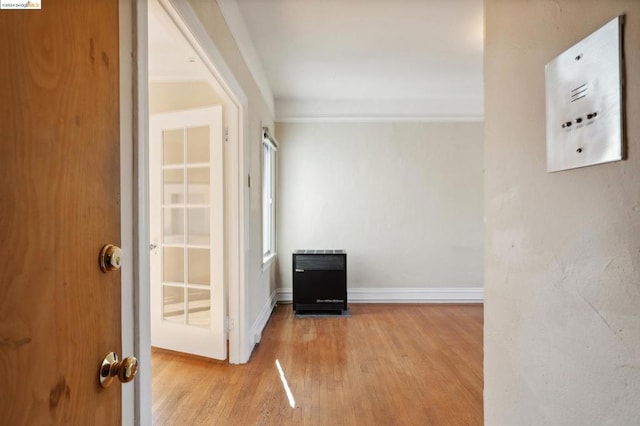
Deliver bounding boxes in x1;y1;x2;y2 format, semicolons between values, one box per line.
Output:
262;252;277;271
262;127;278;267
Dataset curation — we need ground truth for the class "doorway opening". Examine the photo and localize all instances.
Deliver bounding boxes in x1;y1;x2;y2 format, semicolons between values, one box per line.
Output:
146;0;246;364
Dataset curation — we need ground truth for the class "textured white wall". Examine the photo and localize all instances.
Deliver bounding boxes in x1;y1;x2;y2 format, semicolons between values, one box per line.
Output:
275;122;483;292
485;1;640;424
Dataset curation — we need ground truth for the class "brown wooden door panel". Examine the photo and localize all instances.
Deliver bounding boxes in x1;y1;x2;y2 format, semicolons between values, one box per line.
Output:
0;1;122;424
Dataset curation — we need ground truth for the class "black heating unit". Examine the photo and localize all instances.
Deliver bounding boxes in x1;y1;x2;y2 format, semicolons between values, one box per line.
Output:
292;249;347;313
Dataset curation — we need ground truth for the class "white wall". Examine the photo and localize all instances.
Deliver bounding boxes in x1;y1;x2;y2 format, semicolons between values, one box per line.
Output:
275;122;483;300
485;1;640;424
149;81;226;114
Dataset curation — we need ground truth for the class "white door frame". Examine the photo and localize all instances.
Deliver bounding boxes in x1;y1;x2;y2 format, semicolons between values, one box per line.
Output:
129;0;250;423
119;0;136;424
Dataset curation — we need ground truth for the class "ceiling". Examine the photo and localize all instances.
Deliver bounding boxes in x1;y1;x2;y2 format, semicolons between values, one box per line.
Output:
150;0;484;121
148;0;210;82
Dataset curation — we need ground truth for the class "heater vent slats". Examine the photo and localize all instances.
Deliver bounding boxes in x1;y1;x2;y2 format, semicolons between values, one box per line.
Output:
570;83;588;102
295;255;345;270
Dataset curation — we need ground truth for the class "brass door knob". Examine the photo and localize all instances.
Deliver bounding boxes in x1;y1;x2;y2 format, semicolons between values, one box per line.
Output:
99;352;138;388
99;244;122;272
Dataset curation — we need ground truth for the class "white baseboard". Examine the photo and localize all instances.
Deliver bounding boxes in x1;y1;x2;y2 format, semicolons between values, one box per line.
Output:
276;287;292;303
349;287;483;303
275;287;483;304
249;290;277;348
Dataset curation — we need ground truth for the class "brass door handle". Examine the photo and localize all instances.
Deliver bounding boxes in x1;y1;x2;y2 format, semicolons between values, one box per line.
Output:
99;352;138;388
99;244;122;272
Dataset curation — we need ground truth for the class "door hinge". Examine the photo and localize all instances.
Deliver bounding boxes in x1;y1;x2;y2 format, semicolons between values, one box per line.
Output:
224;128;229;142
226;317;234;332
247;174;251;188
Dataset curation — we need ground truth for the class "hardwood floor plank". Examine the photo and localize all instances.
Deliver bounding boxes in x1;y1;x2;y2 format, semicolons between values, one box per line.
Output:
152;303;483;425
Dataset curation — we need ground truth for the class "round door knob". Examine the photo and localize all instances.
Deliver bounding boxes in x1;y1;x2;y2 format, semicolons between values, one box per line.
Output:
118;356;138;383
99;352;139;388
99;244;122;272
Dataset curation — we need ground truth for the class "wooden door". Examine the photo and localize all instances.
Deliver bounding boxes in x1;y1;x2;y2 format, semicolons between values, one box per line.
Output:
0;1;123;424
149;107;227;360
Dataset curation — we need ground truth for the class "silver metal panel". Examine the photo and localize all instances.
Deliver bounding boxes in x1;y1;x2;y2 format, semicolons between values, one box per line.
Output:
545;16;623;172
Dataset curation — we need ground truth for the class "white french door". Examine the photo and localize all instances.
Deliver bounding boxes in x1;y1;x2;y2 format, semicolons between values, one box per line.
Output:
149;106;226;360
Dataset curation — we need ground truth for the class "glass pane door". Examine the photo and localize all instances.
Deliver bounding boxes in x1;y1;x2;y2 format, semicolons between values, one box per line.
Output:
161;125;212;327
150;105;225;360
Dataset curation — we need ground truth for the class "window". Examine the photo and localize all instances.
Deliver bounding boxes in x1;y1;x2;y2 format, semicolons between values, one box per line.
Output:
262;128;278;264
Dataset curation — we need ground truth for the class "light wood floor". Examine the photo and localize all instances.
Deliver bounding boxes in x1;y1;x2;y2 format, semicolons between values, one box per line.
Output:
152;304;483;425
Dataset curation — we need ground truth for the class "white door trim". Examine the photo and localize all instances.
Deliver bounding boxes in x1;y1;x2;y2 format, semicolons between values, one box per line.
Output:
119;0;139;424
131;0;152;424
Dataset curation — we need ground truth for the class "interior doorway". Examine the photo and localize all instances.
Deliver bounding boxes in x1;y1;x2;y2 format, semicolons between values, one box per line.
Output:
146;0;244;363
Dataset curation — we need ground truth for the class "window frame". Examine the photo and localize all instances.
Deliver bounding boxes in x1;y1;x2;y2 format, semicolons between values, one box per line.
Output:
261;127;278;266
